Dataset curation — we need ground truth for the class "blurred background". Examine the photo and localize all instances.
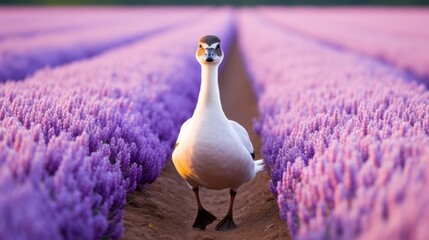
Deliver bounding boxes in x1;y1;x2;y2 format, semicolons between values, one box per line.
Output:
1;0;428;5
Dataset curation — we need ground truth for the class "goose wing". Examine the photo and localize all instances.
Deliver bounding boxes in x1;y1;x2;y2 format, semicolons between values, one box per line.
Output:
229;120;255;159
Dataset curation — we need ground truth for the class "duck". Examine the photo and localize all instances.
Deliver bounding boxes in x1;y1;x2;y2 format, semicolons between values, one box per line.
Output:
172;35;264;231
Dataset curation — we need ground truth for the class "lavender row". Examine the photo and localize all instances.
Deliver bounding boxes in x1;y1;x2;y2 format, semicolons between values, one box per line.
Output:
0;8;234;239
0;7;155;40
0;7;212;40
237;10;429;240
258;7;429;84
0;7;209;82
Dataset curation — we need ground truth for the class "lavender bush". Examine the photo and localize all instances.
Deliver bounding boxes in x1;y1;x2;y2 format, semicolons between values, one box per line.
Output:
258;7;429;84
238;10;429;240
0;7;210;82
0;8;234;239
0;7;148;40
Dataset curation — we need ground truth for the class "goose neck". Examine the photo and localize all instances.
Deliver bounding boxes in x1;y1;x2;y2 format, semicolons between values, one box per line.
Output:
195;64;222;112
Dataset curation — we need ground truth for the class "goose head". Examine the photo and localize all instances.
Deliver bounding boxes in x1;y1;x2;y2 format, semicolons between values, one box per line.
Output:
196;35;223;66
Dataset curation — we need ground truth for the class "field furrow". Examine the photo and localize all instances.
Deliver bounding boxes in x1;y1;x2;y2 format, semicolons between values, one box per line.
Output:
0;8;234;239
0;7;210;82
258;7;429;84
238;9;429;240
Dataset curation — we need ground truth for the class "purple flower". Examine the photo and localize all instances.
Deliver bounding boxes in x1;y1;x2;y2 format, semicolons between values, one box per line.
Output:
238;9;429;240
0;8;234;239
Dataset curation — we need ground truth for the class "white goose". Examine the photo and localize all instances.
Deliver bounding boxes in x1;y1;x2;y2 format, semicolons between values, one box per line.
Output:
172;35;264;231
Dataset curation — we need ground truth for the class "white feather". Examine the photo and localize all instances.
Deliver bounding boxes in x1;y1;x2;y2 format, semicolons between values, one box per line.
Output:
254;159;264;175
229;120;254;156
172;39;264;193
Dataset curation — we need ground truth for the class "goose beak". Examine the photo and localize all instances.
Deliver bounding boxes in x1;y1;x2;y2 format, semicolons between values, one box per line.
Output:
203;48;216;62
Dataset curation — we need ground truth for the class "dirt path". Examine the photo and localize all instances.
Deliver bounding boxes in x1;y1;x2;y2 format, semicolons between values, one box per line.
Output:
121;40;290;240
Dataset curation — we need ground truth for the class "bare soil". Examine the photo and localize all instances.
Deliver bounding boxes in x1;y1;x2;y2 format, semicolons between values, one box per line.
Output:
121;40;291;240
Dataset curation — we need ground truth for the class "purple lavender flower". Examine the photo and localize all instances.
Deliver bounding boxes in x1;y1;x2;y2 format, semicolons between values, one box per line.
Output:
0;8;234;239
0;7;211;82
258;7;429;84
238;9;429;240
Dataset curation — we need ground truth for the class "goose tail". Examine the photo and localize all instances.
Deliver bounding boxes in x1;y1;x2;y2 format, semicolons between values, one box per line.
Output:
254;159;265;174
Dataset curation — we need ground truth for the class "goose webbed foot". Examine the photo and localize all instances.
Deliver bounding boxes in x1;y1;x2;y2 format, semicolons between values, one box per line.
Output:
215;213;236;231
193;208;217;230
215;189;238;231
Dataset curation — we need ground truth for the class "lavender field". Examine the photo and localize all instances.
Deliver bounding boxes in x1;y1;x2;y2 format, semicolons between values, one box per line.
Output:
238;8;429;240
1;6;428;240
